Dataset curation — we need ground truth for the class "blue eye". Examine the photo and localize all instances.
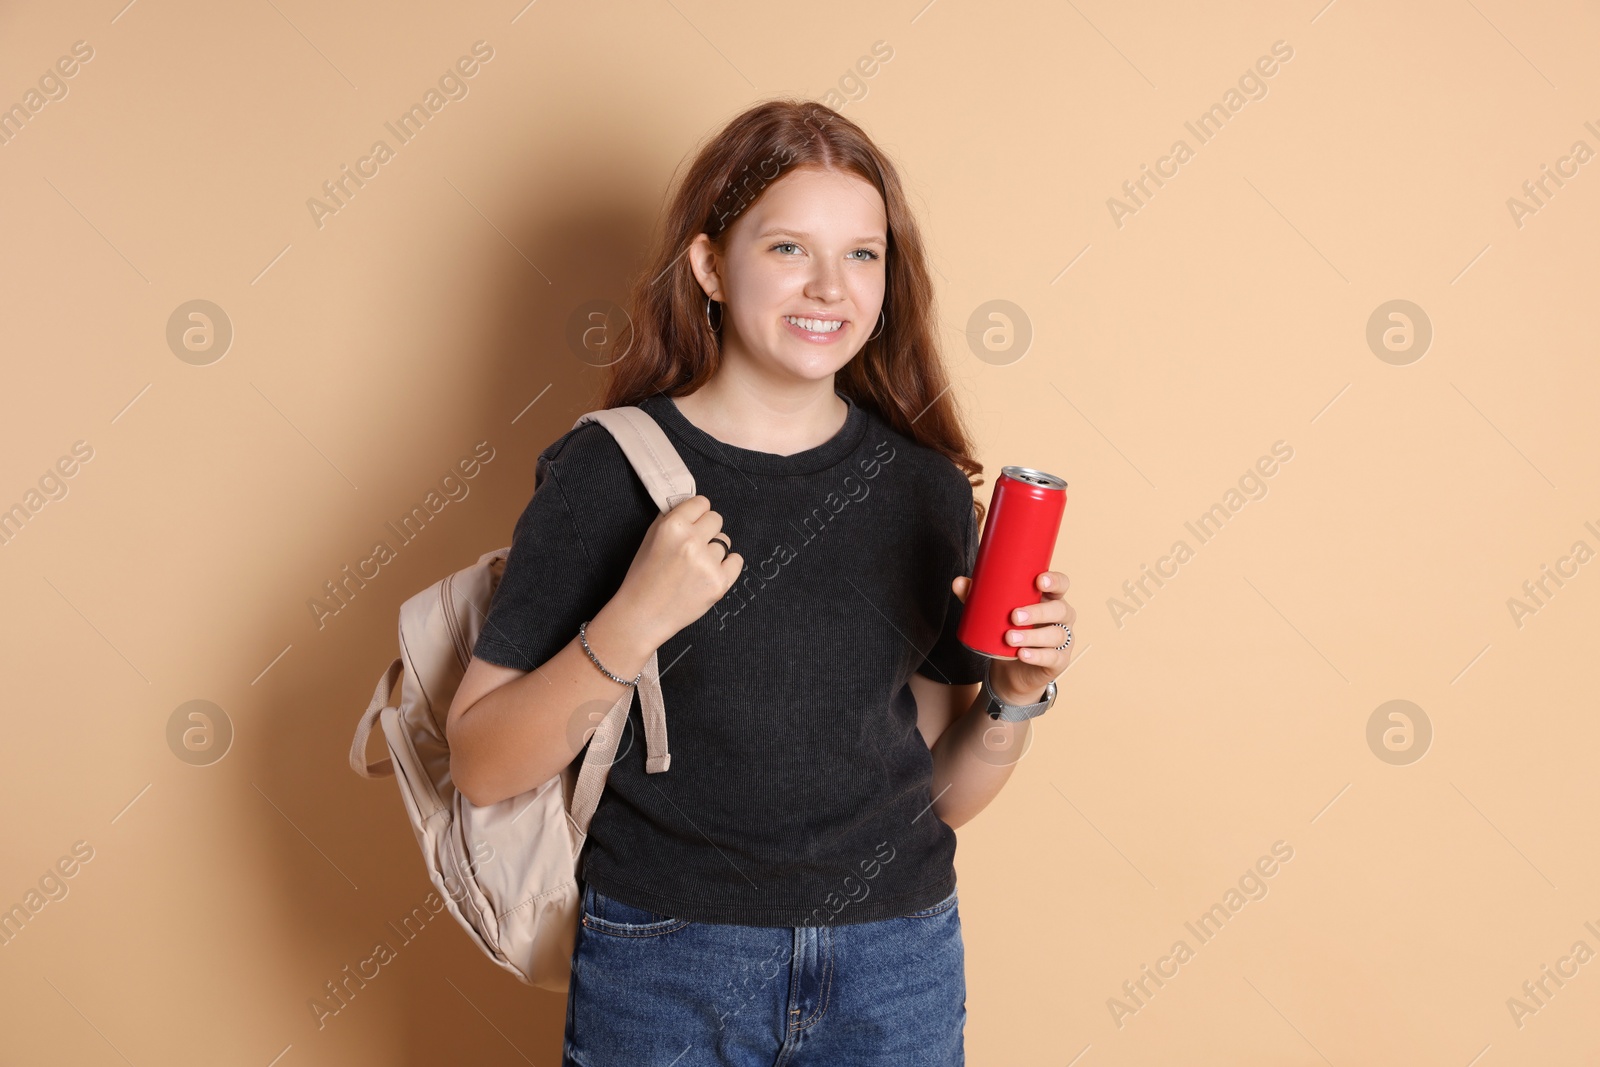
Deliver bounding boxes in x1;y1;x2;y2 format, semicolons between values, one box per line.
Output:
770;242;881;261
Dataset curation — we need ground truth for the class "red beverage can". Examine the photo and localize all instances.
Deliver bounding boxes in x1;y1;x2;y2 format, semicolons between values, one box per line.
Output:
957;465;1069;659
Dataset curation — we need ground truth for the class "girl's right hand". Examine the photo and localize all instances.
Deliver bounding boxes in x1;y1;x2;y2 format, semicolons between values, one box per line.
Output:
612;495;744;647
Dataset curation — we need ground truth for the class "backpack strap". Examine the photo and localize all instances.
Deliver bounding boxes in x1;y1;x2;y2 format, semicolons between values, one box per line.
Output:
567;405;693;781
573;407;695;513
566;648;667;835
350;657;404;778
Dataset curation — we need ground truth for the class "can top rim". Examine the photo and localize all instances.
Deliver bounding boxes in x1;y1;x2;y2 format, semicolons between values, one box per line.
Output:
1001;465;1067;490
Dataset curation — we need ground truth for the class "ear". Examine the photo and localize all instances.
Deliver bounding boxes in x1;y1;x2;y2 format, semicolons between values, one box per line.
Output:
685;232;724;302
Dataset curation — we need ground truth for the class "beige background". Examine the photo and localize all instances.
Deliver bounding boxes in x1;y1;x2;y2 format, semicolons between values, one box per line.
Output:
2;0;1597;1063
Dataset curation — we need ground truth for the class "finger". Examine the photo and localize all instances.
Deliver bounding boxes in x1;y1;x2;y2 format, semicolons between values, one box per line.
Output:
1002;625;1072;651
706;533;732;557
690;506;725;538
670;494;712;520
995;643;1068;678
1008;598;1077;627
1013;643;1069;668
952;575;971;603
1037;570;1070;594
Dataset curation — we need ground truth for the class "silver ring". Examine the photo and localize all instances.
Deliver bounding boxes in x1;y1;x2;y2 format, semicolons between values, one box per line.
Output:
710;535;731;561
1051;623;1072;650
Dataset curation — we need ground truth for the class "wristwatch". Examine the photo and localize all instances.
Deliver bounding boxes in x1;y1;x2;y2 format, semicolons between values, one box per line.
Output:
981;665;1058;722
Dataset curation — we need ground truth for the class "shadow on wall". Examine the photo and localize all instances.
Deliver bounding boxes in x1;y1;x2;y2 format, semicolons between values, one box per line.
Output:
247;105;665;1064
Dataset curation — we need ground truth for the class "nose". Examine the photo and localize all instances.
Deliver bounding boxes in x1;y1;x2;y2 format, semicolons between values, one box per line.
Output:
803;257;846;304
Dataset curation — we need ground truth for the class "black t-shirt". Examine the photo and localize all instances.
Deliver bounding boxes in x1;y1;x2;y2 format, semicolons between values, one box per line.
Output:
471;388;987;926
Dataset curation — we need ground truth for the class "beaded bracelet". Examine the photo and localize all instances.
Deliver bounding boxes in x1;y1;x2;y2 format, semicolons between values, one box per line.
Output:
579;620;643;688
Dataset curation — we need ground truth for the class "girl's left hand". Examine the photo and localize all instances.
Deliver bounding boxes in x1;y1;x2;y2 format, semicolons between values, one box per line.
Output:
952;570;1075;704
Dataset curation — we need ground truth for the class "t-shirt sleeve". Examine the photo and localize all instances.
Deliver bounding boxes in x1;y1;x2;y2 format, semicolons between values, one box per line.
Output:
914;487;988;687
471;446;606;673
473;424;658;672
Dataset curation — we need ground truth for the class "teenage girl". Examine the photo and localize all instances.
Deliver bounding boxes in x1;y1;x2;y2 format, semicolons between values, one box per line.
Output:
444;99;1074;1067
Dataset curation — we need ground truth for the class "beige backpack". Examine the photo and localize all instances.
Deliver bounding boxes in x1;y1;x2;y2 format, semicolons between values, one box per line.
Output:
348;406;694;991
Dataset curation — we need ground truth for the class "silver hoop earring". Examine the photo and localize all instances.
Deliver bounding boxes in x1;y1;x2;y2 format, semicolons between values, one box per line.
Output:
705;294;722;333
867;310;885;341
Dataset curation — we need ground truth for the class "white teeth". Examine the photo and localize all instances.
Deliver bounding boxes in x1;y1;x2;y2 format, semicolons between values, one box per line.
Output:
785;315;843;333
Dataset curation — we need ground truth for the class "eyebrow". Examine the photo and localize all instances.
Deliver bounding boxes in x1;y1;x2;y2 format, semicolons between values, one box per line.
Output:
757;227;887;245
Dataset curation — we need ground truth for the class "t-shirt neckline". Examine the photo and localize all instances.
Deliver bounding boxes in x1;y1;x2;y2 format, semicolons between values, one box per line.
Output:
641;388;869;476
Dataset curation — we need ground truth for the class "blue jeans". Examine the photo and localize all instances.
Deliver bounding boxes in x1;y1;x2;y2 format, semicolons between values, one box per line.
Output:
563;881;966;1066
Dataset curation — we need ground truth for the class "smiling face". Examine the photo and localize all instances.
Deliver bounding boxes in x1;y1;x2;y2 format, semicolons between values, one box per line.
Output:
690;164;888;387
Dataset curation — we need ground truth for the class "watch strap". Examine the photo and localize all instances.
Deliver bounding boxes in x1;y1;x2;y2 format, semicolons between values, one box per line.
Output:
983;671;1056;721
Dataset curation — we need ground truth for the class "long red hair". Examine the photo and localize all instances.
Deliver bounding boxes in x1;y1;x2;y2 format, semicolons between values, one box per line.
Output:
597;98;986;522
